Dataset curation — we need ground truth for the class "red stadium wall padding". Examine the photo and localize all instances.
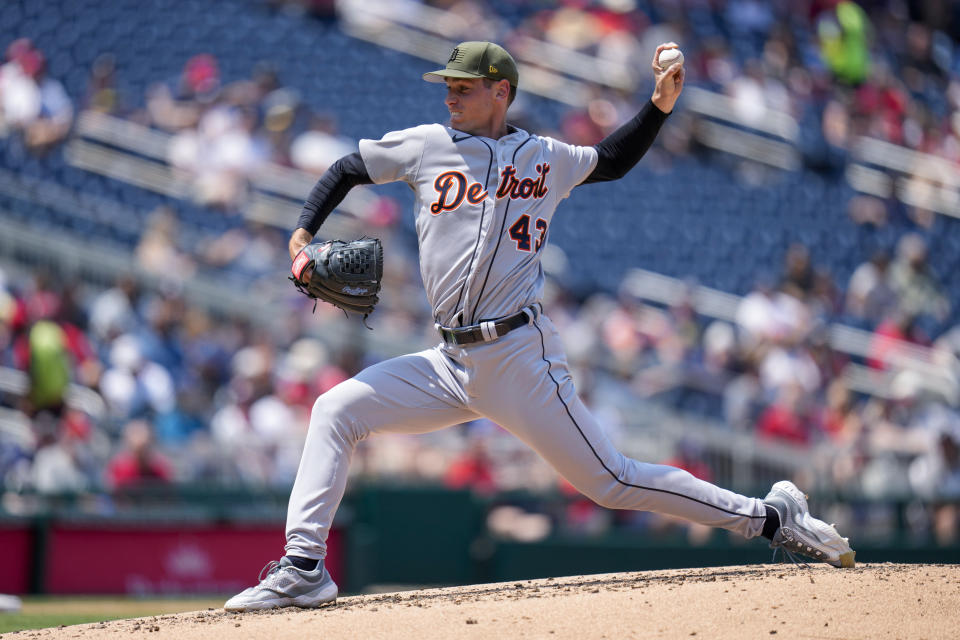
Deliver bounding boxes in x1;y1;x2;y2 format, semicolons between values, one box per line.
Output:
45;523;343;595
0;526;33;594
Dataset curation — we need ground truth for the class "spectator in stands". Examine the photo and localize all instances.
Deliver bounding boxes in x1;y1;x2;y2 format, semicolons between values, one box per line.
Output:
29;408;105;494
817;0;871;86
260;87;298;167
210;344;306;486
887;233;950;324
145;53;221;133
0;38;74;152
601;295;651;378
88;277;140;349
736;278;812;349
866;310;929;370
806;324;848;385
85;53;120;114
154;387;208;447
0;38;41;136
780;243;816;300
909;412;960;545
726;58;792;125
8;274;100;404
201;223;285;282
856;373;951;500
105;419;173;488
145;81;201;132
818;379;863;445
168;98;267;210
99;334;176;421
290;113;356;175
444;428;496;495
846;249;897;323
22;52;73;153
135;206;197;282
909;410;960;496
137;294;187;379
722;358;763;431
759;335;822;397
23;320;70;415
756;382;814;446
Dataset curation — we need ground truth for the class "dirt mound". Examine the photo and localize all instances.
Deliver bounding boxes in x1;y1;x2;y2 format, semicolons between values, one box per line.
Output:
24;563;960;639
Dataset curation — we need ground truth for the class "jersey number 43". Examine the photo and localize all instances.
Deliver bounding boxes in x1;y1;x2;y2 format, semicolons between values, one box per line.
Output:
509;214;547;252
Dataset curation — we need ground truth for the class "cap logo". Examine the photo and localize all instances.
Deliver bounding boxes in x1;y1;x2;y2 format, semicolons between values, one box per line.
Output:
448;48;464;64
489;65;498;74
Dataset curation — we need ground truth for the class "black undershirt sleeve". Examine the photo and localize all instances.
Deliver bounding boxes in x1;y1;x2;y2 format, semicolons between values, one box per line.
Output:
296;152;373;235
582;100;670;184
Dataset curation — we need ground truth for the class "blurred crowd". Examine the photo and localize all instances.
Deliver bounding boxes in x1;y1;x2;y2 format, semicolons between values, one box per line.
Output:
421;0;960;173
3;1;958;210
2;224;960;540
1;0;960;545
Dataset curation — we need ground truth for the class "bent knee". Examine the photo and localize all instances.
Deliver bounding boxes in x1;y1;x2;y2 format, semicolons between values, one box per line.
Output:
311;377;364;418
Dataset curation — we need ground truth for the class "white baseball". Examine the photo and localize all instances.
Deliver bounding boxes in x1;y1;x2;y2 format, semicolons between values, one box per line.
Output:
658;47;684;69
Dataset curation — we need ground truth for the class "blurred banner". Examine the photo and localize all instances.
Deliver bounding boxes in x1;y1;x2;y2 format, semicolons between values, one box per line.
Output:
39;523;342;595
0;524;32;593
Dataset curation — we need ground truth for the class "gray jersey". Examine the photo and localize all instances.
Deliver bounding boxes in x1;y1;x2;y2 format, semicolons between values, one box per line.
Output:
359;124;598;326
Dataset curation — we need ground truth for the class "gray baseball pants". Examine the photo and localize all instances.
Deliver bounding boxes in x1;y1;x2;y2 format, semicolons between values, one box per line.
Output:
285;315;767;560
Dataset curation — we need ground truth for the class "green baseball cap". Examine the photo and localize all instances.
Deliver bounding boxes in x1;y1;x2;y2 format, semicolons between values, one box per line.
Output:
423;41;519;88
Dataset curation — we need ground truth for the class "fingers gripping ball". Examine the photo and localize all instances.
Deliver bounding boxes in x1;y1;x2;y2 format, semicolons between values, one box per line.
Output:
290;238;383;317
658;47;684;69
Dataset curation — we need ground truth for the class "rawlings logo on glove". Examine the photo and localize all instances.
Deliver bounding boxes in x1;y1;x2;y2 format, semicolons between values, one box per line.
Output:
289;238;383;319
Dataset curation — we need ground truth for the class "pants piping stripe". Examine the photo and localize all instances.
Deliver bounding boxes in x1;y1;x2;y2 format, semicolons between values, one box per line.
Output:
532;320;764;520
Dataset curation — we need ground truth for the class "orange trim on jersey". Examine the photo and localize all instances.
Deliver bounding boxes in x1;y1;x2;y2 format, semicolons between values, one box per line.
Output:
466;182;488;204
496;165;517;199
430;171;468;214
496;163;550;201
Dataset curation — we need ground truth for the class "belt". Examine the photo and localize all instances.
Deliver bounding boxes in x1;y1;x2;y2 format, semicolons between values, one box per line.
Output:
437;305;540;346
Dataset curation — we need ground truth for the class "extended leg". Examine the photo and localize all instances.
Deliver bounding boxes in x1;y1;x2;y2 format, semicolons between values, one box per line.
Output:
474;319;767;538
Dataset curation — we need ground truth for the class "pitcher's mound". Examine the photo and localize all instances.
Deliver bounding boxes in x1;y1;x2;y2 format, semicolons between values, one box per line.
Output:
47;563;960;639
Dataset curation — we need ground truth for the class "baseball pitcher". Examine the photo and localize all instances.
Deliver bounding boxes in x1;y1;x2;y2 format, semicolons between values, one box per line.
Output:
225;41;854;612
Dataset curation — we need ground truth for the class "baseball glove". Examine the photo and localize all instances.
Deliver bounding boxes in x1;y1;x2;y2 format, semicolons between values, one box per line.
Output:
290;238;383;317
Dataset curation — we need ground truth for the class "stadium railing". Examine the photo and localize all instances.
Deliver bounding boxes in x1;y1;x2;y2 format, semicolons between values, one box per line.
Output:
59;106;960;404
336;0;633;107
67;110;374;236
622;268;960;403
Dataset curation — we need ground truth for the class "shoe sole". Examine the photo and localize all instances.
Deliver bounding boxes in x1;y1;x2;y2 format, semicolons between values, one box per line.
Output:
224;582;338;612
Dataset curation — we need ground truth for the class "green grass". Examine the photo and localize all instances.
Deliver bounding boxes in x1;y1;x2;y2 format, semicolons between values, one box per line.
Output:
0;597;226;633
0;613;132;633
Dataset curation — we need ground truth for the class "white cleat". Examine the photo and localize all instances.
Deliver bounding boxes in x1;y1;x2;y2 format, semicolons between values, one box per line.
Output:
764;481;856;568
224;557;338;612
